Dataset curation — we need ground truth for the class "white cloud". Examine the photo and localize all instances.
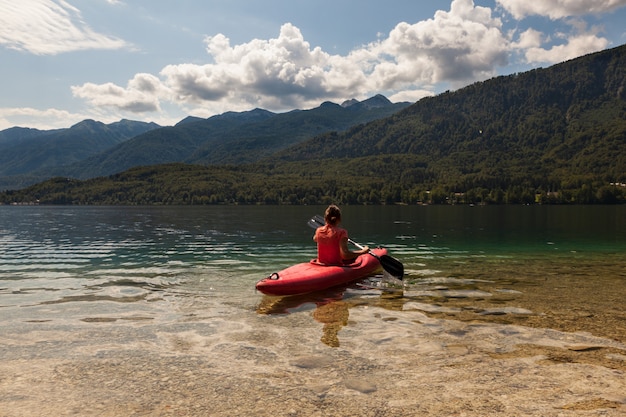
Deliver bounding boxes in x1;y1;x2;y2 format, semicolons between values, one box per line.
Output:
80;22;365;115
369;0;509;88
388;89;435;103
497;0;626;19
72;0;515;117
511;18;610;64
499;0;620;65
0;107;85;130
71;73;164;112
523;32;609;64
0;0;128;55
513;29;543;49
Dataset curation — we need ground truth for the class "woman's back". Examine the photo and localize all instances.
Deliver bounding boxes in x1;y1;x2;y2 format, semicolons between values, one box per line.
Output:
314;225;347;265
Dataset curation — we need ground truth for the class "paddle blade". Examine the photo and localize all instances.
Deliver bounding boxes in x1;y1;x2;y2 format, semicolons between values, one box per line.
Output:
380;254;404;279
307;215;325;229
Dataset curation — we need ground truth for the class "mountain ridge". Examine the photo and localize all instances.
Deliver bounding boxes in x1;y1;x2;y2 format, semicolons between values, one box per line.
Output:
1;96;409;188
0;96;408;190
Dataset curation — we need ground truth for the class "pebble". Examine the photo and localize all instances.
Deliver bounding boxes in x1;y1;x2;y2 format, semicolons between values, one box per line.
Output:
343;378;377;394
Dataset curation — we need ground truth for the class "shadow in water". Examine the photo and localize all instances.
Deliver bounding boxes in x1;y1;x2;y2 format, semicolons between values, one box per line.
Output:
257;279;404;347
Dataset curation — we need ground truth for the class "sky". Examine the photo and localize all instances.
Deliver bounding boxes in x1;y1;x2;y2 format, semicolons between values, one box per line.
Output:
1;0;625;130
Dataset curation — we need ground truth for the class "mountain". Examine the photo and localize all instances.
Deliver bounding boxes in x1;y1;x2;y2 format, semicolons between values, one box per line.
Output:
33;97;409;181
343;94;395;110
0;119;160;189
175;116;205;126
2;44;625;205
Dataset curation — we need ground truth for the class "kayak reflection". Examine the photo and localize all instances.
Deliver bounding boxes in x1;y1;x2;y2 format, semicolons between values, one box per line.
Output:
256;286;349;347
313;300;349;347
257;279;404;347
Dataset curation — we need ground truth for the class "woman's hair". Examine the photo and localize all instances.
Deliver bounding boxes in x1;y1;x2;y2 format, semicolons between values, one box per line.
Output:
324;204;341;226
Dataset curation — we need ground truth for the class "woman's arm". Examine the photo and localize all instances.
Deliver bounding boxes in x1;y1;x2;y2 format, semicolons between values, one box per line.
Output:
339;237;369;260
313;227;320;242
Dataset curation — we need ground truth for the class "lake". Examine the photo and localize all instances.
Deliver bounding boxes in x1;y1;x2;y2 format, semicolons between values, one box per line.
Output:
1;205;625;416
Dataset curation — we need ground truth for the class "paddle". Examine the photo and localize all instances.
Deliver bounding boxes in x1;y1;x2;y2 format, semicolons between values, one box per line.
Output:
308;215;404;279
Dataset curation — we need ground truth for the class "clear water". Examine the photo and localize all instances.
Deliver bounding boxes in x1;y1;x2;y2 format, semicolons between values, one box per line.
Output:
1;204;624;337
1;205;625;416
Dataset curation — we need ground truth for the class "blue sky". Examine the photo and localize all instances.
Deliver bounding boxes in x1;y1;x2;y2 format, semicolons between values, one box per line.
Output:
1;0;625;130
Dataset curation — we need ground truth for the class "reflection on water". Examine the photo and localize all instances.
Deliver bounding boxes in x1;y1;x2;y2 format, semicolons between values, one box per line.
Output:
257;285;352;347
313;301;350;347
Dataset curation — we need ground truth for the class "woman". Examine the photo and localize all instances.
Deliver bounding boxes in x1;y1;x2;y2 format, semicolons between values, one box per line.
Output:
313;205;369;265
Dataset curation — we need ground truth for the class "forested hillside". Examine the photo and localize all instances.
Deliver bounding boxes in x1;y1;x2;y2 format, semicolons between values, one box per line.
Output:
2;45;625;205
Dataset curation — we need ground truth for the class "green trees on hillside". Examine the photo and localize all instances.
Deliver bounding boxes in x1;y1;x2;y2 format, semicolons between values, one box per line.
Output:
1;159;623;205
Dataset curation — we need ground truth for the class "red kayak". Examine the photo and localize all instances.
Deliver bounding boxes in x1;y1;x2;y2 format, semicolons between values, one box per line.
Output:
256;248;386;296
